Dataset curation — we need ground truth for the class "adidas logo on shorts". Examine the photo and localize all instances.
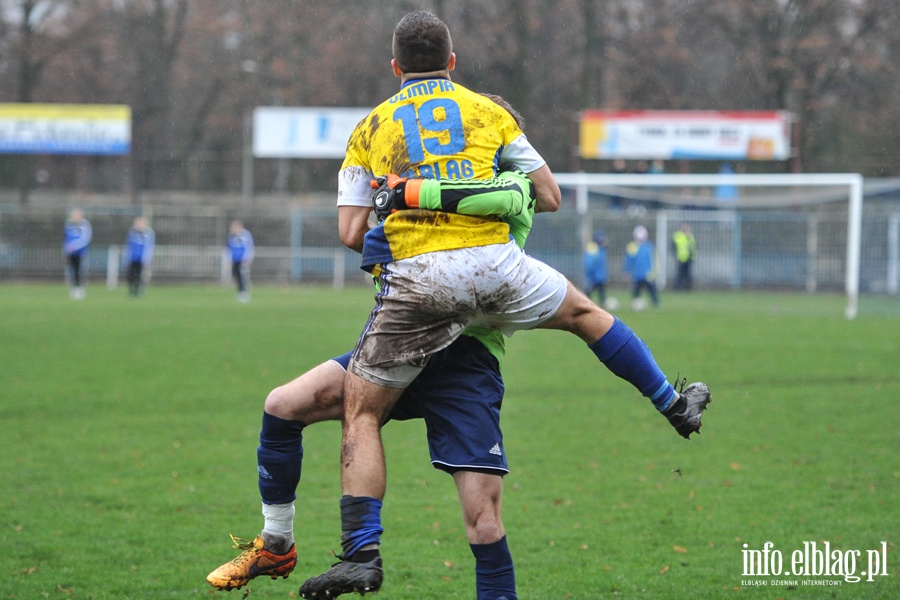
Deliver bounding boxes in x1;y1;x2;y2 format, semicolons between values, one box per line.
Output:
489;443;502;456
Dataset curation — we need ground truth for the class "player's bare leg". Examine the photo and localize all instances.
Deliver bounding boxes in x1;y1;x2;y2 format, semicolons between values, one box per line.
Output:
340;371;403;499
266;361;346;423
455;471;517;599
541;281;711;438
300;371;402;597
454;471;505;544
539;280;615;343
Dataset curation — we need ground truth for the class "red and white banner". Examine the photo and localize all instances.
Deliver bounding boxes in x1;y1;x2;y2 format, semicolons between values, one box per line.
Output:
579;110;792;161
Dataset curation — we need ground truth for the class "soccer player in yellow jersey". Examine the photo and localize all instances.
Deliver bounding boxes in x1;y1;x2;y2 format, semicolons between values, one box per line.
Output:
209;102;535;598
300;11;710;599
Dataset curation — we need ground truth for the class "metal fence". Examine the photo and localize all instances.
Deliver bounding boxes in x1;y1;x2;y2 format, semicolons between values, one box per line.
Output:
1;196;898;295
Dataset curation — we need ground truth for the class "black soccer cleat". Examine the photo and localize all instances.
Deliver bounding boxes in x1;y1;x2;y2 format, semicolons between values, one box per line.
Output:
299;555;383;598
663;381;711;439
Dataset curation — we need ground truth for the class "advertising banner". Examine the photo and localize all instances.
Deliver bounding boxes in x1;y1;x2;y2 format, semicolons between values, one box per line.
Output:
0;103;131;155
579;110;792;160
252;107;371;158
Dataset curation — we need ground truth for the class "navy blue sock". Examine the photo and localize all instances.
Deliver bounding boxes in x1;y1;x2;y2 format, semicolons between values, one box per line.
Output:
257;411;305;504
588;318;676;411
470;536;517;600
340;495;384;559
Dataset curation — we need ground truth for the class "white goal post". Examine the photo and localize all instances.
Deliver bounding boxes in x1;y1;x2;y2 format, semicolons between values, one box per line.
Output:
555;173;864;319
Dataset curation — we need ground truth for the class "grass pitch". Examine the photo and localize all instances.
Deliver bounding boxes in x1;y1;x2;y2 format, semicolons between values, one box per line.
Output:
1;283;897;599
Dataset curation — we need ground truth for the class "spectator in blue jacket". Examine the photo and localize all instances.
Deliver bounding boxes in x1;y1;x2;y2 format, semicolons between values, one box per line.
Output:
227;220;254;302
623;225;659;310
63;208;92;300
583;231;609;307
125;216;155;297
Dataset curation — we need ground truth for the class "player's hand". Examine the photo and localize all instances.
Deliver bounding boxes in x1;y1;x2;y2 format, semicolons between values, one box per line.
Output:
370;174;409;222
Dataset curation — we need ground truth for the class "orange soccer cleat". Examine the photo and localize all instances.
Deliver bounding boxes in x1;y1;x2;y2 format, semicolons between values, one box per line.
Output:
207;534;296;591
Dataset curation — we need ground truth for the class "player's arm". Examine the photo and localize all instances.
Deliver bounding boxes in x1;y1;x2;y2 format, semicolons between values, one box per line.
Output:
421;171;537;249
82;221;93;249
338;205;371;253
496;138;560;214
337;164;378;253
242;232;255;264
68;222;93;253
372;172;533;222
525;164;561;213
503;190;534;249
479;92;560;213
421;173;533;217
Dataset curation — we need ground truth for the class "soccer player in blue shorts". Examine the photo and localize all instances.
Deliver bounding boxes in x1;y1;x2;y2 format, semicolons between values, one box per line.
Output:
299;11;710;598
63;208;92;300
207;337;515;596
226;220;254;303
124;216;155;297
209;114;538;599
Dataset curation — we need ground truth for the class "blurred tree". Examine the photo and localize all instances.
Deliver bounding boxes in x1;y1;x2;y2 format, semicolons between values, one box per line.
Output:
0;0;897;198
112;0;189;201
1;0;102;202
695;0;899;172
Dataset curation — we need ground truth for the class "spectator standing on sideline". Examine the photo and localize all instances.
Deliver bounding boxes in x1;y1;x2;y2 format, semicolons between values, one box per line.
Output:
623;225;659;309
672;223;697;291
227;220;254;303
125;217;155;297
583;231;610;308
63;208;92;300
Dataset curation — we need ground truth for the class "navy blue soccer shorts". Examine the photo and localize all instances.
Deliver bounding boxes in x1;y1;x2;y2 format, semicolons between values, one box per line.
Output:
332;334;509;475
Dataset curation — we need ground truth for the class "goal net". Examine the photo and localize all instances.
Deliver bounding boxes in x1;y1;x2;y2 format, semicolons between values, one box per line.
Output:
546;173;864;319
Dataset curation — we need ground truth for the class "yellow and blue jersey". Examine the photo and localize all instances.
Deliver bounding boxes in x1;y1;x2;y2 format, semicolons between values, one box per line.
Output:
341;78;527;270
624;241;657;282
63;219;92;257
126;227;155;265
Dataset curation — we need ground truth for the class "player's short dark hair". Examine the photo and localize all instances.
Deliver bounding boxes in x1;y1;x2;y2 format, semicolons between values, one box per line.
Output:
392;11;452;73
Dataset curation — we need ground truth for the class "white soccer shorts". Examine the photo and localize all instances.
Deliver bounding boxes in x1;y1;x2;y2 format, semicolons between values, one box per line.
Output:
350;240;569;387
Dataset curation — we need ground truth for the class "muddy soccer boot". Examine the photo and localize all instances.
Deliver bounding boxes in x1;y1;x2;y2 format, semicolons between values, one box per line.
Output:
663;381;711;439
299;555;383;598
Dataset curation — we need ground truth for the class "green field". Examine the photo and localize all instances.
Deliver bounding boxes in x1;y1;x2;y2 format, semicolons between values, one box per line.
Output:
1;284;897;599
